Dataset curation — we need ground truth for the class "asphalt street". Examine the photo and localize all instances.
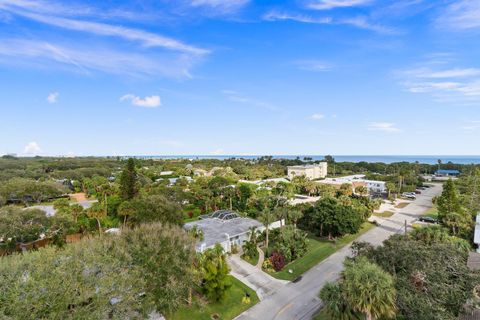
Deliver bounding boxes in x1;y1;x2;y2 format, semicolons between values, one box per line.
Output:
236;183;442;320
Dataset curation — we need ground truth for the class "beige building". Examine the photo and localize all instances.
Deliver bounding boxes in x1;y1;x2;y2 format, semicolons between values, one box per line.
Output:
287;162;328;180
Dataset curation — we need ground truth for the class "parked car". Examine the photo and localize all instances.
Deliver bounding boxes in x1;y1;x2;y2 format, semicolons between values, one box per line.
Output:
415;190;421;194
419;216;438;224
402;193;416;199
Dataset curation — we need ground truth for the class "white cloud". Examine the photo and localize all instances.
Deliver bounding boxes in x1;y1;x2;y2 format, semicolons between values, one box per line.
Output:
399;62;480;102
120;94;161;108
263;11;396;34
188;0;249;13
306;0;373;10
0;1;208;78
23;141;41;154
0;39;198;78
404;67;480;79
460;120;480;131
437;0;480;30
221;90;276;110
46;92;59;103
367;122;401;132
2;8;207;55
295;60;332;72
310;113;325;120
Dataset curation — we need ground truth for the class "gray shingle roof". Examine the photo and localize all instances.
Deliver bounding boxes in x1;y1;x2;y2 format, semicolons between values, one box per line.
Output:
185;215;262;250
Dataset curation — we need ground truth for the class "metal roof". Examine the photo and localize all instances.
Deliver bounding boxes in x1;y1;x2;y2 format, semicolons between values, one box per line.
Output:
185;215;262;250
435;169;460;174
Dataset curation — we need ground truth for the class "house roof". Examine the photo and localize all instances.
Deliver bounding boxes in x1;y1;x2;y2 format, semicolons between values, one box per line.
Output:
435;169;460;174
184;214;262;250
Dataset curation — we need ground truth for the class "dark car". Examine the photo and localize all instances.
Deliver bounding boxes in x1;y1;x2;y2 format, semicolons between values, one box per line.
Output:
419;216;438;224
415;190;421;194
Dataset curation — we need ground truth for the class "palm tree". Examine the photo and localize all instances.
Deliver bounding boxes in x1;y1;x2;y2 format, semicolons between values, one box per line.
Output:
258;208;275;250
69;203;84;223
87;202;106;234
320;283;360;320
287;209;303;229
354;185;368;197
118;200;136;227
342;257;396;320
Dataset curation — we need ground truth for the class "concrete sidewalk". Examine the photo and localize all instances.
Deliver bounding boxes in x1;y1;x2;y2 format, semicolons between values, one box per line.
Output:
228;254;287;300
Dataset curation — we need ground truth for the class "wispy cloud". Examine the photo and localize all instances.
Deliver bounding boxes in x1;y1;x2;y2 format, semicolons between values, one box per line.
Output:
367;122;401;132
460;120;480;131
437;0;480;30
0;39;198;77
0;1;208;77
263;11;397;34
306;0;374;10
120;94;162;108
399;60;480;102
310;113;325;120
1;6;207;55
46;92;59;103
23;141;41;154
222;90;276;110
294;60;332;72
188;0;250;14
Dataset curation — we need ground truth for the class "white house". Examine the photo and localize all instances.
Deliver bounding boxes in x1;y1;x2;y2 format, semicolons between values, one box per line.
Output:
184;210;283;253
475;214;480;253
318;174;387;195
287;162;328;180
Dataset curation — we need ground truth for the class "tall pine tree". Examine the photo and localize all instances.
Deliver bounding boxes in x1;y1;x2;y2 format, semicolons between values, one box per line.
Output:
119;158;138;200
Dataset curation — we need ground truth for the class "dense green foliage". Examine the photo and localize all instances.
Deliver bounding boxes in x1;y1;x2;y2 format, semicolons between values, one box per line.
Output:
301;197;364;238
352;235;480;320
0;223;196;319
321;256;396;320
197;245;232;302
0;206;75;249
0;178;68;205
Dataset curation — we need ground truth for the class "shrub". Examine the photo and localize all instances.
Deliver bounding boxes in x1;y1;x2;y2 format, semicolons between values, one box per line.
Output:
0;223;196;318
270;251;286;272
262;258;275;273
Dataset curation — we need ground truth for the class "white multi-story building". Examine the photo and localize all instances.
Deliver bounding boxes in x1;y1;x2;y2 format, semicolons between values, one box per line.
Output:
287;162;328;180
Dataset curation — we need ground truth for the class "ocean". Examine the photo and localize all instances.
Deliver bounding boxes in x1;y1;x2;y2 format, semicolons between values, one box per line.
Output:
134;155;480;165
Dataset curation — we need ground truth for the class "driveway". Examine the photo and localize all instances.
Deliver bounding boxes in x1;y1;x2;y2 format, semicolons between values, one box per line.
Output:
228;254;288;300
236;183;443;320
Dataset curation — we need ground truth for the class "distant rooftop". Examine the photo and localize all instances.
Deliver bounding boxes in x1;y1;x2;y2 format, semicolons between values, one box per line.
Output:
435;169;460;175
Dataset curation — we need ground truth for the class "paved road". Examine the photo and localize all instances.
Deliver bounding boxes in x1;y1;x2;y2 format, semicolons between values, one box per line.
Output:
237;184;442;320
229;254;287;300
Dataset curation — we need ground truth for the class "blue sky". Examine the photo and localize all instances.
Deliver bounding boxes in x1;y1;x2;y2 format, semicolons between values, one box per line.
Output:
1;0;480;156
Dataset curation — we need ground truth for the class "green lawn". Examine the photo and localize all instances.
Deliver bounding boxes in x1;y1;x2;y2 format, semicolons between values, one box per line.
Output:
184;216;200;223
168;276;259;320
314;308;331;320
270;222;375;281
423;206;439;218
241;253;259;266
373;210;394;218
